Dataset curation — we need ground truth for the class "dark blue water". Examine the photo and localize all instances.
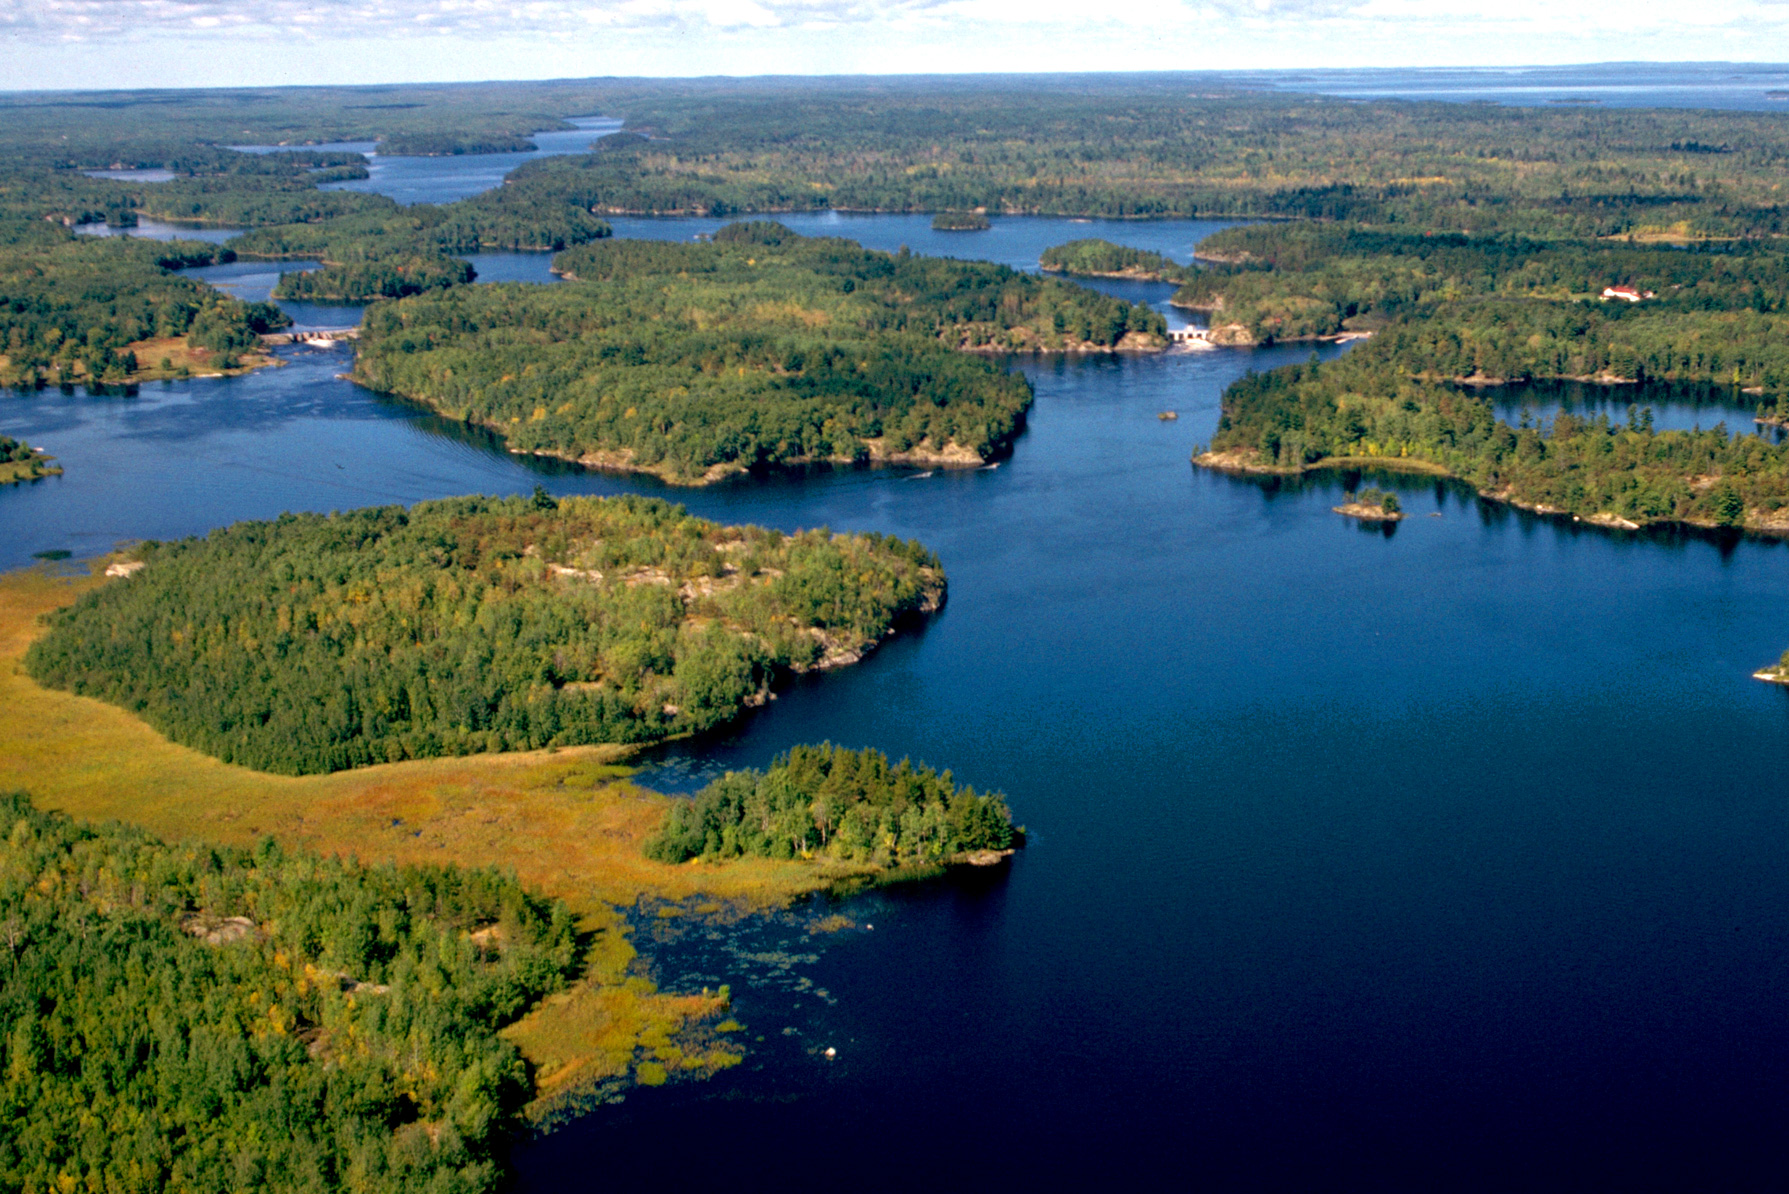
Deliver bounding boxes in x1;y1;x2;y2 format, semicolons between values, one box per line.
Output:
9;186;1789;1186
1236;62;1789;112
1492;379;1789;442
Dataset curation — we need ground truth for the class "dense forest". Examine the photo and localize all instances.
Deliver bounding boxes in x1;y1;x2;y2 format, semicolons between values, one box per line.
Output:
353;222;1162;483
26;492;945;774
1177;216;1789;530
1172;222;1789;377
0;793;579;1193
645;744;1020;867
1040;239;1188;281
0;221;287;385
274;254;476;302
475;82;1789;236
1205;349;1789;531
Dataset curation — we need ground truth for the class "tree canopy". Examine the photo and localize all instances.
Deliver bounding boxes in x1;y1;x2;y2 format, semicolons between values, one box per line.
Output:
645;743;1020;868
0;793;578;1193
26;493;945;775
353;223;1162;483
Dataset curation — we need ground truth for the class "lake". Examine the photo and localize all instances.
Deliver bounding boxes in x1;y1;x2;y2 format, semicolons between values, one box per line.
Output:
7;195;1789;1185
1232;62;1789;113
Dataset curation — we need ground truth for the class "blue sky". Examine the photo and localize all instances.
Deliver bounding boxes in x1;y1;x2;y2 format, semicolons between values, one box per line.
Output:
5;0;1789;90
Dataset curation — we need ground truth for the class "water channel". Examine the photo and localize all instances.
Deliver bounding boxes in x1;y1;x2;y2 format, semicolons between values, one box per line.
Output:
7;127;1789;1188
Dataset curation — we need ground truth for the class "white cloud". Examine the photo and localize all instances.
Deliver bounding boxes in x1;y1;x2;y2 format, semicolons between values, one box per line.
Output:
4;0;1789;85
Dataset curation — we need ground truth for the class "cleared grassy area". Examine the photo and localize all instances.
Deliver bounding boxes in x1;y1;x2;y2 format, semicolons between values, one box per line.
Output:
0;562;877;1104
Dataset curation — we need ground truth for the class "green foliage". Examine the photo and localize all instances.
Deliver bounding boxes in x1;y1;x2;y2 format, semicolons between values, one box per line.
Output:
1211;347;1789;528
1347;487;1400;514
0;227;287;385
26;494;945;775
0;792;578;1193
274;255;476;302
0;435;59;484
492;83;1789;233
353;225;1161;481
1173;223;1789;365
226;196;612;263
1040;238;1186;281
644;744;1020;866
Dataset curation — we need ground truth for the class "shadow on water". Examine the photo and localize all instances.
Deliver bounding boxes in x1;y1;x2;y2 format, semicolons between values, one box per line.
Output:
1213;456;1788;564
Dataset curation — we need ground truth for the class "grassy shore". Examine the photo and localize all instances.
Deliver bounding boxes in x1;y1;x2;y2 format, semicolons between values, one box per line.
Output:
0;455;61;485
0;562;879;1113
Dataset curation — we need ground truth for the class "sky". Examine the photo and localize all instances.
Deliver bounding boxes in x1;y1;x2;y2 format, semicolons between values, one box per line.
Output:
5;0;1789;91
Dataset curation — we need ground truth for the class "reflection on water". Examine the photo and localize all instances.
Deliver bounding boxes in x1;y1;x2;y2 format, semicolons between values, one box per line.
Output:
1486;378;1785;442
73;218;242;244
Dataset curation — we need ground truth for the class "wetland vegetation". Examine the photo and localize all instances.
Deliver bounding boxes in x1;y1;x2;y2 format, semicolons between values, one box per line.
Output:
9;74;1789;1183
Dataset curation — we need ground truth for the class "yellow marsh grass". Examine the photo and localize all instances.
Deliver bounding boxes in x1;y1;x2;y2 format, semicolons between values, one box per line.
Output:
0;564;875;1094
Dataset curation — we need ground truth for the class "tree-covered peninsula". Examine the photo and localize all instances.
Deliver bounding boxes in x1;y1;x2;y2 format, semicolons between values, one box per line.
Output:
26;492;945;775
1203;347;1789;532
1187;219;1789;531
1171;222;1789;366
352;222;1164;484
646;744;1020;870
0;793;579;1194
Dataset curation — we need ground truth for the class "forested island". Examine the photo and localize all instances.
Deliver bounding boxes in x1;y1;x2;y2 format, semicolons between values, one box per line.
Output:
1040;238;1187;282
26;492;946;774
646;744;1021;870
351;221;1164;484
0;435;60;484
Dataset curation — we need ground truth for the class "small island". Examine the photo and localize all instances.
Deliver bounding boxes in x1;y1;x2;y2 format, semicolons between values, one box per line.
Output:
0;436;61;485
1334;487;1404;522
273;254;476;301
931;211;990;231
646;743;1021;876
1040;238;1187;282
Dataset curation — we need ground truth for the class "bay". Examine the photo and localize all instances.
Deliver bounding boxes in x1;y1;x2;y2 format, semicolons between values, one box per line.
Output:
3;201;1786;1187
